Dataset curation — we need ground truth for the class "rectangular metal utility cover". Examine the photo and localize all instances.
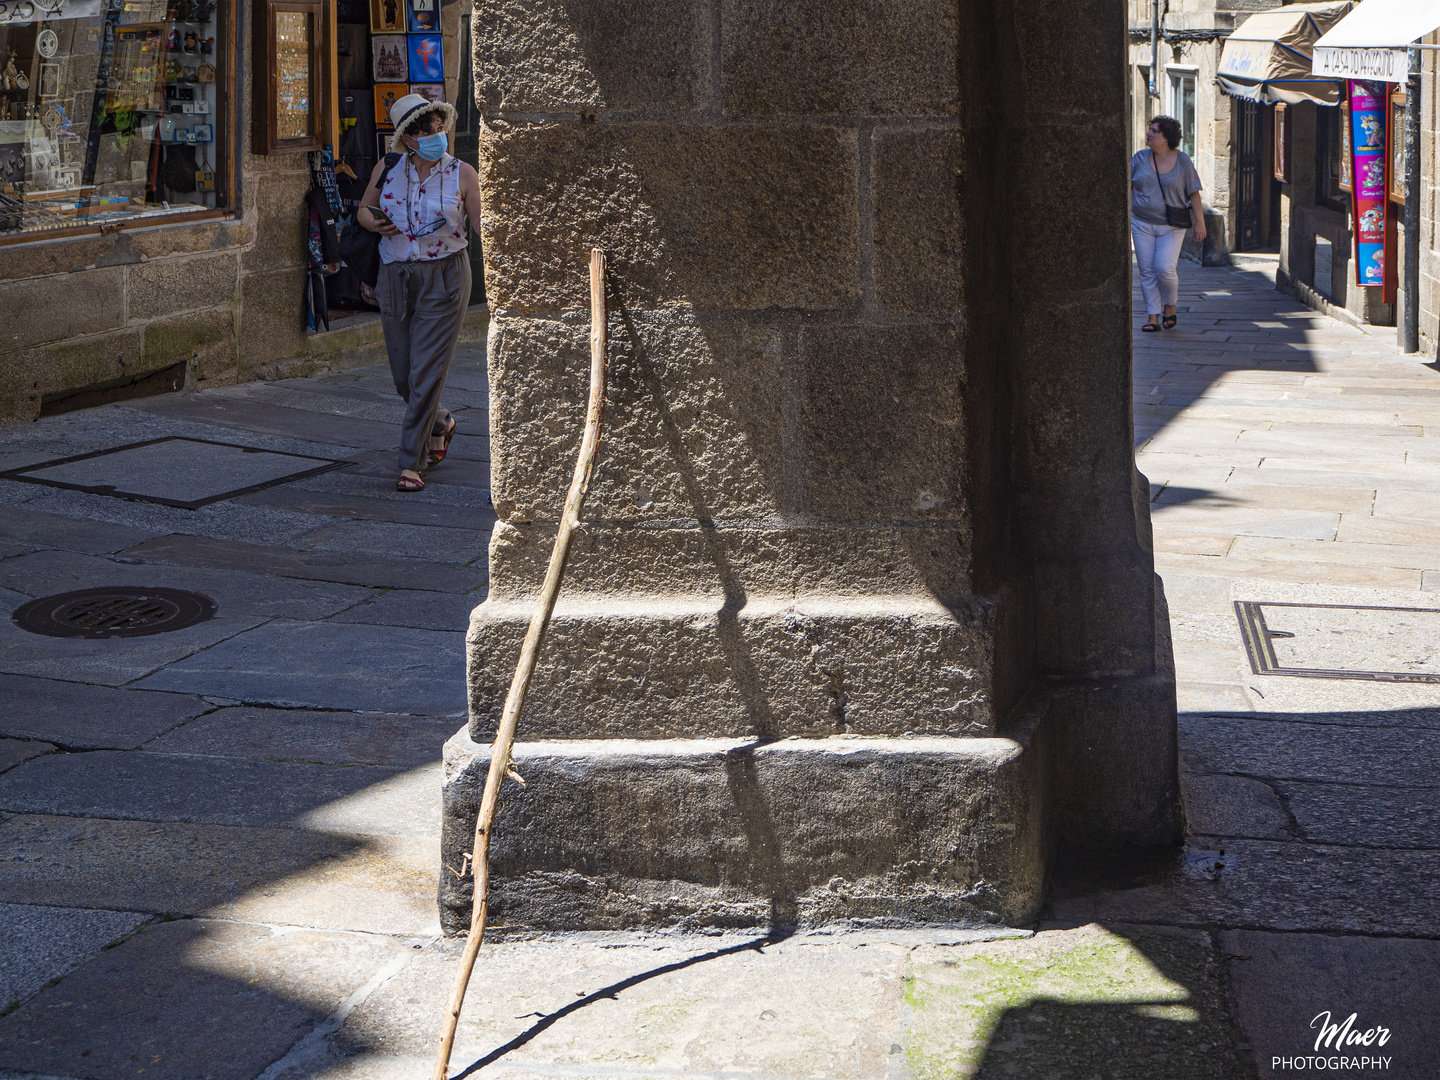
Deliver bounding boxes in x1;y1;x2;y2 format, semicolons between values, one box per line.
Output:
1236;600;1440;683
0;437;348;509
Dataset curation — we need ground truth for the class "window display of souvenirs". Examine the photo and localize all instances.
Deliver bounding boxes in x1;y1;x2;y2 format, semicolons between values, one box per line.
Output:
0;0;225;237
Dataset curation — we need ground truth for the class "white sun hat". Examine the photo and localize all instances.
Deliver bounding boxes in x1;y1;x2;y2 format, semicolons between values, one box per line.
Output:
386;92;458;154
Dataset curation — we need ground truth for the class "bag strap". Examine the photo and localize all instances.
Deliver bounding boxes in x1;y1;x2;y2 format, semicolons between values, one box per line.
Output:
372;151;402;191
1150;150;1175;209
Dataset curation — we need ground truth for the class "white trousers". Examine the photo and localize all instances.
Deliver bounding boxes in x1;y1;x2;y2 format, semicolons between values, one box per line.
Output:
1131;217;1187;315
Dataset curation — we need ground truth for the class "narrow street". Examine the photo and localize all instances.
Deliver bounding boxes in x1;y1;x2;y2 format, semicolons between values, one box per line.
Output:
0;259;1437;1078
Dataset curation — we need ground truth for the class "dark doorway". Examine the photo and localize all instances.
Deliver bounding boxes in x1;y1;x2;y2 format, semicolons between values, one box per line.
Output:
1237;100;1262;250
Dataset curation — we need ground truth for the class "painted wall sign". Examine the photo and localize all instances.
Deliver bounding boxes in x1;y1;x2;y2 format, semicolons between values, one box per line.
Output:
1349;79;1388;288
1316;47;1407;83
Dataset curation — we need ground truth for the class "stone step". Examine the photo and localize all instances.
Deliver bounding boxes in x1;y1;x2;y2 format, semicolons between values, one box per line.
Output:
467;594;1006;741
439;718;1046;935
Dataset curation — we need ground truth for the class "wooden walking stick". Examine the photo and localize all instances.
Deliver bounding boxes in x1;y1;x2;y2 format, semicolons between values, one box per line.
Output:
432;249;608;1080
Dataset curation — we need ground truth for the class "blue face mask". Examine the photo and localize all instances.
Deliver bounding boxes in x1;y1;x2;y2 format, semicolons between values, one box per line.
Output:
413;132;447;160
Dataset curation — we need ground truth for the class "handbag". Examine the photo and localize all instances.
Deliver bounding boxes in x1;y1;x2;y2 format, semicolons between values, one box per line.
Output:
1152;151;1194;229
338;152;402;287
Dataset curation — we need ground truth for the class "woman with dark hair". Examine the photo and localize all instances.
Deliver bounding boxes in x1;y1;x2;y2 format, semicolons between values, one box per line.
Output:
1130;114;1206;332
358;93;483;491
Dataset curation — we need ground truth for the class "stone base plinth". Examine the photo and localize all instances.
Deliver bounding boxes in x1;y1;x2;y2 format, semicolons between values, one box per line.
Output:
438;719;1048;936
466;595;1004;740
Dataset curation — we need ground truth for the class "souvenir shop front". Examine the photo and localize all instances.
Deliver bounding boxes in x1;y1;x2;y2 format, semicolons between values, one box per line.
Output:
0;0;480;424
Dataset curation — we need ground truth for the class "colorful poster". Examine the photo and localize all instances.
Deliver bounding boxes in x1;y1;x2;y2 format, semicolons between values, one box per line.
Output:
1349;79;1387;288
406;0;436;33
408;34;443;82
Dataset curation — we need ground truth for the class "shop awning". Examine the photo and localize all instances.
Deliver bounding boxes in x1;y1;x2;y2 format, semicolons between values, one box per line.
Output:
1314;0;1440;82
1217;1;1353;104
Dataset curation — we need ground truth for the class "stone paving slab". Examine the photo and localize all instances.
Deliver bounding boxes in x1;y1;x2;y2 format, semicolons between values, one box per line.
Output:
128;393;401;452
147;706;449;767
135;620;468;713
235;485;498;529
118;534;486;593
0;815;438;936
327;589;484;632
0;904;148;1011
0;504;162;555
0;741;55;776
1278;781;1440;849
1221;931;1440;1080
0;751;414;828
0;673;210;750
0;609;264;688
1049;838;1440;937
0;548;373;621
1179;715;1440;787
0;919;416;1080
310;923;1247;1080
293;520;490;566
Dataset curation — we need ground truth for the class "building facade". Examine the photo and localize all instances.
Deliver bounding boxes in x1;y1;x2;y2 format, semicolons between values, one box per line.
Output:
0;0;479;425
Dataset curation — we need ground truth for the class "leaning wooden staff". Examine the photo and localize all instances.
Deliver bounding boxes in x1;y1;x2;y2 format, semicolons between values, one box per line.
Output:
432;249;609;1080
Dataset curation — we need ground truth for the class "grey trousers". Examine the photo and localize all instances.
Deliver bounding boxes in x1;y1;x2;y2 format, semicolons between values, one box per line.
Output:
377;249;473;472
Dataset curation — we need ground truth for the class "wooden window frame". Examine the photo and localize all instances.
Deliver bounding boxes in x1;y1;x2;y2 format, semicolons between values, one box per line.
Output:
253;0;331;155
1389;86;1407;205
1338;89;1353;194
1273;102;1289;183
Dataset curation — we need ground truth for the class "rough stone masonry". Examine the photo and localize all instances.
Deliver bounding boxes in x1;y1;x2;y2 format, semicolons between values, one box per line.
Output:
441;0;1179;934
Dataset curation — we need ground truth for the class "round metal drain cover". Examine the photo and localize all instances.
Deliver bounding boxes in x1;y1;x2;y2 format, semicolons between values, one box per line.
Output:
12;587;216;639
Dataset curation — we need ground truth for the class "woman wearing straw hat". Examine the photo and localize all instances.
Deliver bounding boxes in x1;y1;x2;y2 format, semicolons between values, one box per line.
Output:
358;93;483;492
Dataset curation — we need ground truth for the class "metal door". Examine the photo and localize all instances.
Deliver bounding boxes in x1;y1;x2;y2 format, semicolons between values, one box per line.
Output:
1237;100;1261;250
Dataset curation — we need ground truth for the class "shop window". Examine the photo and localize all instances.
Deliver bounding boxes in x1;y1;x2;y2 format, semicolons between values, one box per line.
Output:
0;0;231;242
253;0;326;153
1167;68;1196;158
1315;103;1347;213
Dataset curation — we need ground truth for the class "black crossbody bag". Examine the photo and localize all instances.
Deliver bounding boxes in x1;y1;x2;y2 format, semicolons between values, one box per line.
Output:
1152;151;1194;229
338;152;403;287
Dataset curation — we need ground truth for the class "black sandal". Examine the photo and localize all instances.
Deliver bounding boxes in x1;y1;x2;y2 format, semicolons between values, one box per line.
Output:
1141;322;1161;333
1162;314;1177;329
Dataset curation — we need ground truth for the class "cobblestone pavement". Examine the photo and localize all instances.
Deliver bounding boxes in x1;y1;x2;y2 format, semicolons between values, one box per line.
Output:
0;263;1437;1080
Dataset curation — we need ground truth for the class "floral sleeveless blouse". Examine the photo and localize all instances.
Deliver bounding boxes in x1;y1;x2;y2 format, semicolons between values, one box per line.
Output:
377;153;470;264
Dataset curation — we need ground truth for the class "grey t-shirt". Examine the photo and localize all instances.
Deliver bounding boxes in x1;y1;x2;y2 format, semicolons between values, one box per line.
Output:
1130;149;1202;227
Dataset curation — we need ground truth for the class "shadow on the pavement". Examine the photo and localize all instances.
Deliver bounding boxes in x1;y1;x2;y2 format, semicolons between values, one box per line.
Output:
967;702;1440;1078
451;931;787;1079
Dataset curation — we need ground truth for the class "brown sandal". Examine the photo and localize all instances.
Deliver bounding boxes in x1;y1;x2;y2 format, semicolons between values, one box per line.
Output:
427;417;457;467
396;473;425;492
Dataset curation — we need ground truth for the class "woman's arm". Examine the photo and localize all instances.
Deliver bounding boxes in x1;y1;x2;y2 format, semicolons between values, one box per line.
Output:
457;161;483;235
1190;190;1206;243
358;158;402;236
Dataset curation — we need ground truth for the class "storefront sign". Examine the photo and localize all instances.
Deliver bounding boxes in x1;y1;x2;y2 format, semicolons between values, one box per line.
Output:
1349;80;1388;288
0;0;101;23
1316;47;1407;83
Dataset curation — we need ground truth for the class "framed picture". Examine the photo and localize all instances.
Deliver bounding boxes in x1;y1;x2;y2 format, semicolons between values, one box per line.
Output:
407;33;443;82
39;63;60;99
369;0;403;34
409;82;443;103
373;82;407;129
376;131;393;159
406;0;436;33
372;35;407;82
1272;102;1287;183
1390;87;1406;204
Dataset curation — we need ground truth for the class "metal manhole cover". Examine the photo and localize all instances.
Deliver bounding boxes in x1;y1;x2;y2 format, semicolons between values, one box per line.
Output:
12;588;217;639
1236;600;1440;684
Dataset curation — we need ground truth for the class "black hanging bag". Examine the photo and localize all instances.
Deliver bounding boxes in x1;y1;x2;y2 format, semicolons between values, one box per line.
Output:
1151;150;1194;229
338;152;403;287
